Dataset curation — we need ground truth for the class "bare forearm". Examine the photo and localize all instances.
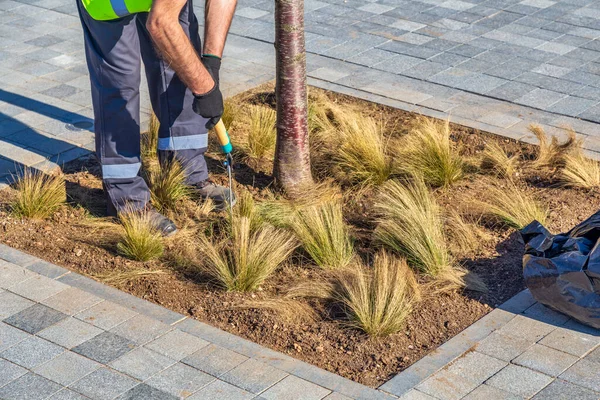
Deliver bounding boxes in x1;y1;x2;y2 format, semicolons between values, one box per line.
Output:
147;1;213;94
204;0;237;57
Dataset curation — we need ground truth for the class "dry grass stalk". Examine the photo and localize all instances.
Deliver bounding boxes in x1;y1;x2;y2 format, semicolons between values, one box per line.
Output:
334;111;393;186
11;169;65;219
96;269;166;284
290;201;354;270
142;112;160;159
241;298;317;324
221;98;237;129
478;182;548;229
444;210;490;257
148;159;191;212
198;216;297;291
117;209;164;261
231;190;264;233
400;117;464;187
308;90;336;135
481;141;518;178
246;105;277;160
560;151;600;188
529;124;580;168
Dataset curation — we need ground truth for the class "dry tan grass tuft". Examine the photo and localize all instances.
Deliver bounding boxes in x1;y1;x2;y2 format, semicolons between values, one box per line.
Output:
481;141;518;178
221;98;237;129
96;269;167;285
198;216;297;292
148;159;191;212
11;169;65;219
117;209;164;261
400;117;464;188
529;124;580;168
478;182;548;229
560;151;600;188
231;190;265;233
245;105;277;160
290;201;354;270
241;298;317;324
445;210;490;257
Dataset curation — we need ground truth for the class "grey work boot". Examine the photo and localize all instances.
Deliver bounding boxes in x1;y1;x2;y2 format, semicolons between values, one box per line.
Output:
193;180;236;210
146;208;178;237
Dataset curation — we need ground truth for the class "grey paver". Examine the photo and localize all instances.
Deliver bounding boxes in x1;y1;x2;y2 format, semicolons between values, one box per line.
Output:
75;301;138;330
0;245;38;266
8;273;69;301
0;261;36;288
117;383;178;400
462;384;521;400
0;358;28;388
221;359;288;395
188;380;254;399
70;367;139;400
513;343;579;376
145;329;209;361
38;316;103;348
145;362;214;398
486;364;553;398
2;303;67;334
72;331;136;364
110;314;171;345
445;351;507;383
182;344;248;377
42;287;103;316
559;359;600;392
532;379;600;400
109;347;175;381
0;321;30;352
49;389;91;400
0;290;35;320
0;372;62;400
416;369;480;400
25;260;69;279
397;390;437;400
261;375;331;400
0;336;65;369
475;332;533;362
496;315;557;342
540;327;600;357
33;350;100;386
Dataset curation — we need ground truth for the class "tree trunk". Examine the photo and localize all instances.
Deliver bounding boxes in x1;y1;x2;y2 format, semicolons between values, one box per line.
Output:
273;0;313;195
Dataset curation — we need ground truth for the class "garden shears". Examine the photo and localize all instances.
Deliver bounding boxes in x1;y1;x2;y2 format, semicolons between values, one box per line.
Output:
214;119;234;209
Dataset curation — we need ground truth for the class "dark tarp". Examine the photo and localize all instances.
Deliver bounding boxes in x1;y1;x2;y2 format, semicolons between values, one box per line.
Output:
521;210;600;329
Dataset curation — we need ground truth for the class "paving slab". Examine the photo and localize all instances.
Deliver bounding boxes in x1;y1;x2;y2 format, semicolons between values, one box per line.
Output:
144;362;214;398
109;347;175;381
0;372;62;400
69;367;139;400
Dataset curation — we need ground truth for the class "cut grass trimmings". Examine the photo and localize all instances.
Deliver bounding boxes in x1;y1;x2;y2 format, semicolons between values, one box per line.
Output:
117;210;164;261
11;169;65;219
290;201;354;270
198;216;297;292
478;182;548;229
400;117;464;188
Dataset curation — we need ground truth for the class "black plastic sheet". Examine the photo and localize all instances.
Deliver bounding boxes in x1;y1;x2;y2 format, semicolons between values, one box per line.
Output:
521;211;600;329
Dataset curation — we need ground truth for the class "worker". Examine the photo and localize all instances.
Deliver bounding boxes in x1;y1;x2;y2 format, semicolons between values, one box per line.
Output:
77;0;237;236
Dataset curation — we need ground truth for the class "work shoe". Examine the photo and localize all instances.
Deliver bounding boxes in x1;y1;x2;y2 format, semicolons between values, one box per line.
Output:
193;180;236;210
146;208;178;237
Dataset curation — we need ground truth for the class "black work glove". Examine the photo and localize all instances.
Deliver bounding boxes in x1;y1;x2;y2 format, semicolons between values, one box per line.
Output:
192;55;223;130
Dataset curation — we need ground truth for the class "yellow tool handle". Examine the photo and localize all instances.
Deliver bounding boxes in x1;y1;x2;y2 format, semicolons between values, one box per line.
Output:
214;120;233;154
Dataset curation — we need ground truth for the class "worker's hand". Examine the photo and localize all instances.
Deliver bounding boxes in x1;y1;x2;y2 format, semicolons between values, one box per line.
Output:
192;77;223;130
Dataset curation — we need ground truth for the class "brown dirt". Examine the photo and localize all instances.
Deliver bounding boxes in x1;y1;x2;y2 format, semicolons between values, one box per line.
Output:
1;85;599;387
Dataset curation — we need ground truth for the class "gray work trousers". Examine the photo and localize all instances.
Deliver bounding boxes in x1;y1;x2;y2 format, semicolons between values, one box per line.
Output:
77;0;209;215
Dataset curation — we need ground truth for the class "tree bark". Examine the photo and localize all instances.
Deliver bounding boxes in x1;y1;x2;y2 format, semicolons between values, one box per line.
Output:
273;0;313;195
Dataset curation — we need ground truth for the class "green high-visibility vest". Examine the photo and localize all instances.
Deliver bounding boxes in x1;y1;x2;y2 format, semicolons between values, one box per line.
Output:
82;0;151;20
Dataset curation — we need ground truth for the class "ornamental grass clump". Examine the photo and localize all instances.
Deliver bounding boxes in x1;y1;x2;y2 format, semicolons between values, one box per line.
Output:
334;111;393;186
478;182;548;229
529;124;580;169
374;178;478;291
560;151;600;189
198;216;297;292
246;105;277;160
290;201;354;270
148;159;191;212
400;117;464;188
117;210;164;261
11;169;65;219
481;141;518;179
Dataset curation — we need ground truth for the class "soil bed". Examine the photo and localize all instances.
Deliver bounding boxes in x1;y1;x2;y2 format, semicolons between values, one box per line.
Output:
1;85;599;387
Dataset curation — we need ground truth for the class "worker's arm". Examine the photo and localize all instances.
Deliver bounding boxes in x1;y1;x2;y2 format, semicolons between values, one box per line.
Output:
203;0;237;58
146;0;213;95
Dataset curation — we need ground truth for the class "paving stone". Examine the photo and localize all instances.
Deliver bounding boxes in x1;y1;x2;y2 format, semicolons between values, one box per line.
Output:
3;303;67;334
397;390;437;400
182;344;248;377
188;380;255;400
145;330;209;361
1;336;64;369
117;383;178;400
487;365;553;398
70;368;139;400
33;350;100;386
145;362;214;398
38;317;103;349
559;359;600;392
0;321;30;352
0;358;28;388
110;314;171;345
0;372;62;400
261;375;331;400
445;351;507;383
8;273;69;301
25;260;68;279
49;389;90;399
462;384;520;400
475;332;533;362
42;287;103;316
0;244;38;266
72;331;136;364
109;347;175;381
75;301;138;330
416;369;480;400
478;112;522;128
532;379;600;399
0;290;35;320
540;327;600;357
513;343;579;376
496;314;557;342
221;359;288;395
0;261;36;288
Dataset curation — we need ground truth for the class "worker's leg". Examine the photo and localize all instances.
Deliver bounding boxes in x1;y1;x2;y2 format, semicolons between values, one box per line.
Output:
137;1;209;185
77;1;149;215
